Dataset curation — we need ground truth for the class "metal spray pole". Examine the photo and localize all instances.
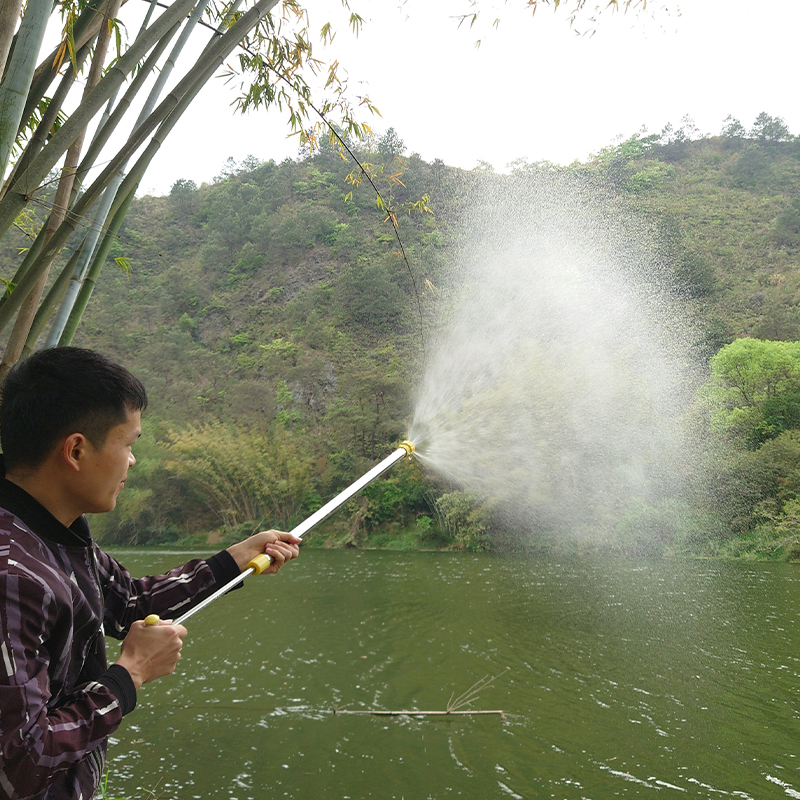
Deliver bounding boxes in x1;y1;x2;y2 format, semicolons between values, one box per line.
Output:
145;441;416;628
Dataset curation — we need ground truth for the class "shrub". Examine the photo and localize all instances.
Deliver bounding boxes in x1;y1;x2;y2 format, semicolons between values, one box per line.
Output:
435;490;490;552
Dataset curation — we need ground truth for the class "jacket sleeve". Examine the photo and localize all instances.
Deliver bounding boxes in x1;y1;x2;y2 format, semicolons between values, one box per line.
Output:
0;567;123;799
95;547;242;639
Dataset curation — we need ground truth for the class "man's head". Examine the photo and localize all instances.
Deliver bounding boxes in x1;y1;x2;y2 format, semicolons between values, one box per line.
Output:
0;347;147;473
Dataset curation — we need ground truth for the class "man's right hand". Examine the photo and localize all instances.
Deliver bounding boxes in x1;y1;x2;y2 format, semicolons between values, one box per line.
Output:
114;619;188;689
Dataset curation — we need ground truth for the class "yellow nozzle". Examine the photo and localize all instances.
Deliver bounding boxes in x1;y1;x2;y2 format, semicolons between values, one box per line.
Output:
144;614;160;626
247;553;273;575
399;440;415;458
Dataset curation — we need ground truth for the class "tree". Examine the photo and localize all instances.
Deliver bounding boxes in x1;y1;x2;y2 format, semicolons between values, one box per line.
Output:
702;338;800;448
337;260;404;331
677;114;700;141
721;114;746;138
168;178;199;216
750;112;792;143
657;115;699;161
378;128;405;161
434;490;490;551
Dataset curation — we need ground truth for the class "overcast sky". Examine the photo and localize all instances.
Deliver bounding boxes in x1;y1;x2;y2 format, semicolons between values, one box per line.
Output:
136;0;800;195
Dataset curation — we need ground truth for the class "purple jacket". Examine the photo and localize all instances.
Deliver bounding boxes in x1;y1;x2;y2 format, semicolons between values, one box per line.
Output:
0;476;241;800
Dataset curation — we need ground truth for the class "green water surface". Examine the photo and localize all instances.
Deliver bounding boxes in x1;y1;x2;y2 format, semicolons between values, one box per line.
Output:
104;550;800;799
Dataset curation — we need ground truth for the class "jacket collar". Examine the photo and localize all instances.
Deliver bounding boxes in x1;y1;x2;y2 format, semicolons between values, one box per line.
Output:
0;456;92;547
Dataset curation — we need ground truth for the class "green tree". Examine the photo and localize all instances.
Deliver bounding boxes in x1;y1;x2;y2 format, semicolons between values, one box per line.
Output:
378;128;405;161
702;338;800;448
750;112;792;143
169;178;199;217
728;144;774;188
721;114;746;138
435;490;490;552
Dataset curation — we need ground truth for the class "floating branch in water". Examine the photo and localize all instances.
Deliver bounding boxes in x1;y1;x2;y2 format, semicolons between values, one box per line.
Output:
333;709;505;717
333;667;510;718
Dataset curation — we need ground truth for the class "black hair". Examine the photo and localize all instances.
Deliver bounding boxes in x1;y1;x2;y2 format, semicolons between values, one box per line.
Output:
0;347;147;471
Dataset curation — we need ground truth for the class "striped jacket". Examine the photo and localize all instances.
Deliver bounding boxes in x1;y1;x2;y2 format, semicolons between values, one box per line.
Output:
0;477;241;800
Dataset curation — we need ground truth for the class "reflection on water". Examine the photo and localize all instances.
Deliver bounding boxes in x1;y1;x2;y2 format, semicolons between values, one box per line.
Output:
105;550;800;799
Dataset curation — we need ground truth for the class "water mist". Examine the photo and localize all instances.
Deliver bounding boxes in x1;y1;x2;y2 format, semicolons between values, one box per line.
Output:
410;171;704;547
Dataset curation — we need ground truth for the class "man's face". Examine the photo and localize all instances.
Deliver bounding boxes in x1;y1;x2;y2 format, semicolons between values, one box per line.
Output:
77;409;141;514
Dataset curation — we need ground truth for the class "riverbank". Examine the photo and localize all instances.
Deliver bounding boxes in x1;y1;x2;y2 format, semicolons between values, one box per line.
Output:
107;519;800;562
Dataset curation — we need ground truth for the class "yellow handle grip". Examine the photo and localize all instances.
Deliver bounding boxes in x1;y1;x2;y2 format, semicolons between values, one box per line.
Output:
144;614;160;626
246;553;273;575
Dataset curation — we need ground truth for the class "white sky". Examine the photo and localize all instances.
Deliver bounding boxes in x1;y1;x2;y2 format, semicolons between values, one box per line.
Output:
135;0;800;195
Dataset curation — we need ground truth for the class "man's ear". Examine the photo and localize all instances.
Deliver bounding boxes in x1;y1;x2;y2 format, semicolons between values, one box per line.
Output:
61;433;89;472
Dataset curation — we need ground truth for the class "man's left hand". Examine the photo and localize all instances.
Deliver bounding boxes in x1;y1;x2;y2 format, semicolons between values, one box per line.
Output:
227;530;301;575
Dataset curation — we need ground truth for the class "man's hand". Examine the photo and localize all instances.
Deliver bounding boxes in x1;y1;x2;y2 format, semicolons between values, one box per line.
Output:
115;620;188;690
227;529;301;575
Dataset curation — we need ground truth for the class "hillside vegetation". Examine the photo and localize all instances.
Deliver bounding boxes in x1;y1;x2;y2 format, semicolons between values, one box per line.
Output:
40;117;800;557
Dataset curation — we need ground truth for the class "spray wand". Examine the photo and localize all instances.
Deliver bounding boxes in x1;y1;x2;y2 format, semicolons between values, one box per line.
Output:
144;440;416;628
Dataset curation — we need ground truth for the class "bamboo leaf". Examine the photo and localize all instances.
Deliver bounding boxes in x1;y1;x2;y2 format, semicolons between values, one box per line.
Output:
114;256;132;275
53;41;68;70
348;12;363;34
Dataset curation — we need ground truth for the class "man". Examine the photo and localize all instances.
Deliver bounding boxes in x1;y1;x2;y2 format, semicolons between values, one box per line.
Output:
0;347;300;799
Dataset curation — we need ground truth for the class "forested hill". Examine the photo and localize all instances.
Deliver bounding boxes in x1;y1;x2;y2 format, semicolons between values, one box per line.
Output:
73;140;456;547
61;121;800;555
591;124;800;346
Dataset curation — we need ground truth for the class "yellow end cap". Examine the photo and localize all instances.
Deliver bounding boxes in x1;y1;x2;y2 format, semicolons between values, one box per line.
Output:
144;614;160;626
247;553;273;575
399;440;415;458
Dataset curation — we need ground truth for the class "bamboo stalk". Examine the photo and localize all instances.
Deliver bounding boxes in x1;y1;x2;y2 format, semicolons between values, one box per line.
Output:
58;182;137;345
72;18;180;198
21;245;84;355
0;0;53;177
0;0;24;83
54;0;281;341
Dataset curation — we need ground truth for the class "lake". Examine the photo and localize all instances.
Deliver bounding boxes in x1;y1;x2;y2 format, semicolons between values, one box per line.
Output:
103;550;800;799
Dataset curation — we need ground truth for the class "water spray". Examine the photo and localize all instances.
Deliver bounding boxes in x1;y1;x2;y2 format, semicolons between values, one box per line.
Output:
145;440;416;628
